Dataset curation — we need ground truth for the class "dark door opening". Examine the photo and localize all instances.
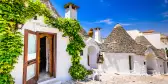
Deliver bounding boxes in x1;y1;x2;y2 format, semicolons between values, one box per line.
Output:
129;56;132;70
38;36;51;82
40;36;46;73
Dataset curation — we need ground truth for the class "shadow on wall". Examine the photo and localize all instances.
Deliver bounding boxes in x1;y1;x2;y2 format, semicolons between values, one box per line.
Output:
88;46;98;69
102;54;120;73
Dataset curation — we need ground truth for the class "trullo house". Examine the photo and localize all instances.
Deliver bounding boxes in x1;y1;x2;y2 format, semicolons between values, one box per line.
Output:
11;1;100;84
10;0;168;84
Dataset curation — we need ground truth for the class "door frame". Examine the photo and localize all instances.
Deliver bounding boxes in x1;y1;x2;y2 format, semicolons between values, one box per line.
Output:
23;30;57;84
37;31;57;79
23;29;39;84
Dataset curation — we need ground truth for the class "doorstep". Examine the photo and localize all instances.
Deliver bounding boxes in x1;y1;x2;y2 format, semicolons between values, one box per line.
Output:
37;78;61;84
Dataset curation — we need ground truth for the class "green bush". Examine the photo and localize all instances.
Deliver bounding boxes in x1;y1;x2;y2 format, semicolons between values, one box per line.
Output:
87;70;93;75
0;73;14;84
69;64;88;80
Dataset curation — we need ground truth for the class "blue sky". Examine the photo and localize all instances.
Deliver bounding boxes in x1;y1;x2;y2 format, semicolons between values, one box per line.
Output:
50;0;168;38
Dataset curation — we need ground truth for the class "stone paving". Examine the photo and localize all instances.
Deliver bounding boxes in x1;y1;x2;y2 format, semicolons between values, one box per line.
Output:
62;74;168;84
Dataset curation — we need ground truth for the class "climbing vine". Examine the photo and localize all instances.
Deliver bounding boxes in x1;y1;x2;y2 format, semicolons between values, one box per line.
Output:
0;0;88;83
45;16;88;80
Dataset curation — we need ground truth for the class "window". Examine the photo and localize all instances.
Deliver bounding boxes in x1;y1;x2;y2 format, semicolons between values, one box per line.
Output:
144;62;146;65
129;56;132;70
34;16;37;20
165;48;168;57
80;50;83;56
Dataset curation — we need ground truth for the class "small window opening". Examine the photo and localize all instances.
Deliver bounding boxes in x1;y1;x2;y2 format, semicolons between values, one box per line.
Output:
80;50;83;56
144;62;146;65
165;48;168;57
129;56;132;70
34;16;37;20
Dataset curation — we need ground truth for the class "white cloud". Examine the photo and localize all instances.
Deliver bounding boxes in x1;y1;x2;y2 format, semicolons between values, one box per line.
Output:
162;11;168;17
120;23;132;26
95;19;113;24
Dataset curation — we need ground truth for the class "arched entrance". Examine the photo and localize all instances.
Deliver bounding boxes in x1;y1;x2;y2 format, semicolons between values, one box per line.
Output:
88;46;98;69
145;48;156;75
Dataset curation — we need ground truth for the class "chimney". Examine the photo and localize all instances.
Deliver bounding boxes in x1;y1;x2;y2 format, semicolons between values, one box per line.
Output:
94;27;102;43
64;2;79;20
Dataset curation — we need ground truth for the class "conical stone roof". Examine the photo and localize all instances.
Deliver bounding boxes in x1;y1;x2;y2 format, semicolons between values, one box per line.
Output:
100;24;147;55
41;0;60;17
135;36;152;46
135;36;166;59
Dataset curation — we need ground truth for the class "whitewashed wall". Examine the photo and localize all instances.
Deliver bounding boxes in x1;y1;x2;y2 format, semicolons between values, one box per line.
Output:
127;30;140;40
157;59;164;74
11;18;73;84
165;61;168;74
101;53;146;75
133;55;147;75
144;34;161;49
11;17;100;84
80;38;100;69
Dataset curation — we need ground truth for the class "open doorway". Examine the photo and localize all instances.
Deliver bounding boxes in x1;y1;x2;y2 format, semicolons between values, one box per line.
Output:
129;56;133;72
23;30;56;84
146;55;156;75
37;33;56;82
39;36;50;81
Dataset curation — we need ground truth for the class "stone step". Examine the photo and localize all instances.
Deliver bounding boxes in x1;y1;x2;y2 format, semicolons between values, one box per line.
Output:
38;78;61;84
147;70;154;74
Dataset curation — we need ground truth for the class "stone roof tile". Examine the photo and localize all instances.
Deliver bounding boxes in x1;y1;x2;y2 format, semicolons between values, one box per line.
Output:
100;24;147;55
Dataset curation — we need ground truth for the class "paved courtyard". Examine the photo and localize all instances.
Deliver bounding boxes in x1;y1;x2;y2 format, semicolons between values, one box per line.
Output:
62;74;168;84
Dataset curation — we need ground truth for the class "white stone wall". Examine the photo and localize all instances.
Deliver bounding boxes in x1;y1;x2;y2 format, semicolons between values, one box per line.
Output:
80;38;100;69
157;59;164;74
101;53;146;75
94;30;102;43
11;18;73;84
144;34;162;49
165;61;168;74
127;30;140;40
11;17;100;84
133;55;147;75
65;6;77;19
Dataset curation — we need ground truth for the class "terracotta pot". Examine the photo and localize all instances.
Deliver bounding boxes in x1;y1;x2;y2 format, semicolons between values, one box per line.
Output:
88;31;93;37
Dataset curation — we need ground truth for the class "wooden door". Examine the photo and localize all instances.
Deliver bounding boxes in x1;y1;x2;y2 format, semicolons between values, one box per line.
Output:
23;29;39;84
38;33;56;78
48;35;53;76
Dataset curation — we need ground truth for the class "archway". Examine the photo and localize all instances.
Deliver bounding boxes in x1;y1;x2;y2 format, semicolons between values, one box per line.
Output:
145;48;156;75
88;46;98;69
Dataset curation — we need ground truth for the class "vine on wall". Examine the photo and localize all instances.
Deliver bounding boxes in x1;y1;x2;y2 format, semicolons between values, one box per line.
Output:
0;0;88;83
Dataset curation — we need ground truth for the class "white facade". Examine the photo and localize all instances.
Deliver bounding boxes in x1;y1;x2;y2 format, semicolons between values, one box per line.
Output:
65;5;77;19
101;53;147;75
127;30;168;75
94;29;102;43
11;18;72;84
11;16;101;83
127;30;141;40
127;30;168;49
81;38;100;69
